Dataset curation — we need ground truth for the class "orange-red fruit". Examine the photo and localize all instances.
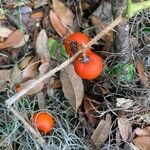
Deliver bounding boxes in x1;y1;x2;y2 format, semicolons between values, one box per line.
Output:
74;53;103;80
64;32;92;57
32;112;54;134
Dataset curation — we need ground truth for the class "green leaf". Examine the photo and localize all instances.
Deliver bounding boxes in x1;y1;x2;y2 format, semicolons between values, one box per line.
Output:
106;62;134;82
141;27;150;33
47;38;68;59
47;38;58;59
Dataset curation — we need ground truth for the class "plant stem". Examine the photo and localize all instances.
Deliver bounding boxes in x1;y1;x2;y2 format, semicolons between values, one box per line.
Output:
127;0;150;18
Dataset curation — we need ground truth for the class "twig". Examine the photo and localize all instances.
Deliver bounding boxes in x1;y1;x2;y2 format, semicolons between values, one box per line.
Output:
9;107;49;150
5;15;125;107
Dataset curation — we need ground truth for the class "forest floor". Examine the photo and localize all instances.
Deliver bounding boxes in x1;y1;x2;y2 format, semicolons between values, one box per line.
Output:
0;0;150;150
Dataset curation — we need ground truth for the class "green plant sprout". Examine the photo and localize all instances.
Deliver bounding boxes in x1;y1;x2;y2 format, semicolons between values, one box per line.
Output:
126;0;150;18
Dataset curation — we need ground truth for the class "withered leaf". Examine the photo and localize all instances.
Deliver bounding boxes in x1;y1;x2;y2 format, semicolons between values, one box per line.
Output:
0;69;11;81
22;56;39;82
118;117;132;141
36;29;49;63
18;55;34;70
10;64;22;86
49;10;69;38
38;62;50;76
0;30;23;49
136;60;149;87
84;97;98;127
13;34;29;48
0;26;13;38
50;79;62;89
133;136;150;150
135;127;150;137
60;64;84;112
30;11;44;19
91;114;112;147
52;0;74;27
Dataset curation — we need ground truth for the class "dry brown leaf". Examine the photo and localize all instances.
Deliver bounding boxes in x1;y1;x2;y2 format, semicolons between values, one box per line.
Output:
20;79;44;95
36;29;49;63
49;10;69;38
50;79;62;89
30;11;44;19
13;34;29;48
18;56;34;70
118;117;132;141
0;26;13;38
22;56;39;82
52;0;74;27
135;127;150;137
10;64;22;85
0;30;23;49
91;114;112;147
133;136;150;150
0;69;11;81
38;62;50;76
60;64;84;112
84;97;98;127
136;60;149;87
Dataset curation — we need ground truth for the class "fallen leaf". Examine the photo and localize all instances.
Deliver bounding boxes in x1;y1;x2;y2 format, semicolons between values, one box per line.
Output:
18;55;34;70
36;29;49;63
0;69;11;81
30;11;44;19
52;0;74;27
136;60;149;87
13;34;29;48
135;127;150;137
22;56;39;82
118;117;132;141
84;97;98;127
116;98;134;109
133;136;150;150
0;30;23;49
50;79;62;89
20;79;44;95
0;26;13;38
49;10;69;38
60;64;84;112
38;62;50;76
10;64;22;86
91;114;112;147
141;113;150;124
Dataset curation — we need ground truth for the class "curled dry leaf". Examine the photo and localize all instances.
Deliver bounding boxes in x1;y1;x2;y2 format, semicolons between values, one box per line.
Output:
38;62;50;76
10;64;22;86
60;64;84;112
30;11;44;19
36;29;50;63
0;30;24;49
84;97;99;127
52;0;74;27
18;55;34;70
50;79;62;89
0;26;13;38
133;136;150;150
136;60;149;87
13;34;29;48
118;117;132;141
22;56;39;82
91;114;112;147
49;10;69;38
135;127;150;137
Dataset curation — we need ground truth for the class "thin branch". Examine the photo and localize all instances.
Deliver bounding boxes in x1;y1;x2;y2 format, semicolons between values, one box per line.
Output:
5;15;125;107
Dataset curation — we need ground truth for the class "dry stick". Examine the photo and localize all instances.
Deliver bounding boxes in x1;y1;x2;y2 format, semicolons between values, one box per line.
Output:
5;15;124;108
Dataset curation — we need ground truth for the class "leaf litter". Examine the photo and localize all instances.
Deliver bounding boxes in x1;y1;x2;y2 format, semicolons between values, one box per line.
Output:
0;0;150;150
